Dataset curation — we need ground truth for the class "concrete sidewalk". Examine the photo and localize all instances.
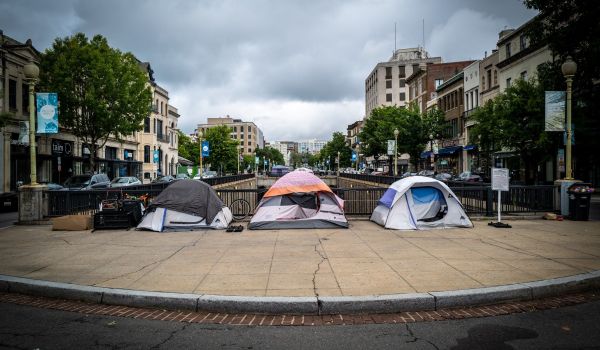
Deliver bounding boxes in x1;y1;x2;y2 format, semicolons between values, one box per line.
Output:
0;220;599;298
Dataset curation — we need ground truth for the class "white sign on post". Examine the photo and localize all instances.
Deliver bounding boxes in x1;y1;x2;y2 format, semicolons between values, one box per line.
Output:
387;140;395;156
490;168;511;228
492;168;509;191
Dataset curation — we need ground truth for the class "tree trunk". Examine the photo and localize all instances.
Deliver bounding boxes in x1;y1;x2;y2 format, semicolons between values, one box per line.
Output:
89;144;97;173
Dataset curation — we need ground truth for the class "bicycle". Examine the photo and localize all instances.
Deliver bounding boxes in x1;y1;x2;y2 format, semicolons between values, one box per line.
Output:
228;198;251;221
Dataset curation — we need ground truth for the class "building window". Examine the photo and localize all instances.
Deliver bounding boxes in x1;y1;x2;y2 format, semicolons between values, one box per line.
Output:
160;102;163;115
398;65;405;78
156;120;163;138
412;64;419;74
248;148;251;153
520;71;528;80
240;125;244;132
494;70;498;86
144;172;151;179
386;93;392;102
506;77;512;87
248;141;252;146
399;92;405;101
248;126;251;133
399;79;405;87
385;67;392;79
506;42;511;58
482;75;486;90
386;80;392;89
519;35;527;51
435;79;443;89
144;117;150;132
487;70;492;90
21;83;29;114
8;79;17;111
144;145;150;163
105;146;118;160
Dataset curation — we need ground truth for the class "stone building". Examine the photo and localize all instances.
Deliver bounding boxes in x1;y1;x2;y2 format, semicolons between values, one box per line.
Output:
364;47;441;118
196;116;264;157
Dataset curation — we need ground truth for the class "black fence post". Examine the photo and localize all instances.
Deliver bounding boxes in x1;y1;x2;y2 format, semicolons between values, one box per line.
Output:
486;187;494;216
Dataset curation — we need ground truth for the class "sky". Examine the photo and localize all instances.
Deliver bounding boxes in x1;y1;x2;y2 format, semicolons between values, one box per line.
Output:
0;0;537;142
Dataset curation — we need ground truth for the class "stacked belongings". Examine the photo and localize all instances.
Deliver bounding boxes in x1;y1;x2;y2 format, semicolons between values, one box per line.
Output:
137;179;232;231
249;170;348;229
370;176;473;230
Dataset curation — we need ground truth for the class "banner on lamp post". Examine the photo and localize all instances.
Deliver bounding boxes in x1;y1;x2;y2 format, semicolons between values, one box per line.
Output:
201;141;210;157
36;92;58;134
545;91;565;132
387;140;395;156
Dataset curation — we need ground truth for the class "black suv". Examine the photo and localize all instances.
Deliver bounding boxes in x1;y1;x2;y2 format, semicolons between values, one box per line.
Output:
63;173;111;190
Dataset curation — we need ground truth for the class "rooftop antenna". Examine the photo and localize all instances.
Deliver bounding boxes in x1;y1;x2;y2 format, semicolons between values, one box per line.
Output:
394;22;397;57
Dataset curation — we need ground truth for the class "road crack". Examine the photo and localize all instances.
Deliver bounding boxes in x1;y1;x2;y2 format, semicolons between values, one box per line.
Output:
405;323;440;350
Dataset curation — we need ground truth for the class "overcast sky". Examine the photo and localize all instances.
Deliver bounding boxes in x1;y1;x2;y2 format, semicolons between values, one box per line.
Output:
1;0;536;142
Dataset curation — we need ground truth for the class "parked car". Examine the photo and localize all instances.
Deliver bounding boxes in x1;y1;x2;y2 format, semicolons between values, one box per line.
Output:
295;167;314;174
201;171;218;179
63;173;111;190
435;173;453;182
40;182;64;190
175;173;190;180
110;176;142;188
454;171;483;182
417;170;435;177
152;175;176;183
401;171;417;178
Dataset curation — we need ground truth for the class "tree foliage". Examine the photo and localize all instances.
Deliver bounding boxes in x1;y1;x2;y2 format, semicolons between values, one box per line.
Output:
320;132;352;169
469;78;557;183
359;106;444;169
39;33;152;170
255;146;284;171
204;125;239;174
177;131;199;164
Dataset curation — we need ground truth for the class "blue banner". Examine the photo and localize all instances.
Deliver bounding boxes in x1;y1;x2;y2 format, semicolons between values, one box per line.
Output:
201;141;210;157
153;150;159;163
36;93;58;134
351;152;357;161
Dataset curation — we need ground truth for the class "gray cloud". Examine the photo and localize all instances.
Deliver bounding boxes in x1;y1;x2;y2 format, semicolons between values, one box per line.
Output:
1;0;536;140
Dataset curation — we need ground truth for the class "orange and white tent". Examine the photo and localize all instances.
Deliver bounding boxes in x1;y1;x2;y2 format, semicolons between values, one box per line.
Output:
249;171;348;229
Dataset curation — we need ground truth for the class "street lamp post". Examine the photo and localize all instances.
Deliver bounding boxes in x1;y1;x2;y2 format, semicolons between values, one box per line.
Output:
237;147;241;174
24;62;39;186
561;56;577;180
336;151;340;177
393;128;399;177
198;130;203;177
429;133;434;171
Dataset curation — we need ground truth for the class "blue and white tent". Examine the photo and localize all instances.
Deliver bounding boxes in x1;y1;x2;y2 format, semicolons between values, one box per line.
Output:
371;176;472;230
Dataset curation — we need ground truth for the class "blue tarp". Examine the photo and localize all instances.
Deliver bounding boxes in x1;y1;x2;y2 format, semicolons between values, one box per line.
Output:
378;188;397;208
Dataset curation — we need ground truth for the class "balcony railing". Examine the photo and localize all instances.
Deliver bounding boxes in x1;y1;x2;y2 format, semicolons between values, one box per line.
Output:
157;134;169;143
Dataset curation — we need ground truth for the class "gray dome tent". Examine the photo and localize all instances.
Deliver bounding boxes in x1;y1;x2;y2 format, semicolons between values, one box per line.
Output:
137;179;232;231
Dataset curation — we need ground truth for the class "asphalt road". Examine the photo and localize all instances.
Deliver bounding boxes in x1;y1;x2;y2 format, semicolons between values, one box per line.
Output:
1;301;599;349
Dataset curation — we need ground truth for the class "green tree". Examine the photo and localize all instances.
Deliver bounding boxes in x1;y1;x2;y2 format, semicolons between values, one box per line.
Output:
39;33;152;171
255;147;284;172
525;0;600;181
242;155;255;172
470;78;555;183
321;132;352;169
359;106;428;170
177;131;199;164
204;125;239;174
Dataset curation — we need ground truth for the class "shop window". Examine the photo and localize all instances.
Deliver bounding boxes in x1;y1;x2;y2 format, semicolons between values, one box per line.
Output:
144;172;150;179
105;146;118;160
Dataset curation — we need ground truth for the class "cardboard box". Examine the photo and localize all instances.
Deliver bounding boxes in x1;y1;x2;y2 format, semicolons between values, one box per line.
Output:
52;215;93;231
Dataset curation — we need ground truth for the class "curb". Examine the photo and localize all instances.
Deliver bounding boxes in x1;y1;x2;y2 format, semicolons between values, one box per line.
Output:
1;271;599;315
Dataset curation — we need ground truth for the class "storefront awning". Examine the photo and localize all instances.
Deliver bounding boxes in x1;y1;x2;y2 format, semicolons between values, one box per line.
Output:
420;151;432;159
437;146;462;156
463;145;477;151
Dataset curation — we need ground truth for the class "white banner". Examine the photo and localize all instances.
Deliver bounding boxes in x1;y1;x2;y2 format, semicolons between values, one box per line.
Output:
387;140;395;156
492;168;509;192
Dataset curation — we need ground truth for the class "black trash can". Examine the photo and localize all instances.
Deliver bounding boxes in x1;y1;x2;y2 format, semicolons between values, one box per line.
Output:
0;192;18;212
567;183;594;221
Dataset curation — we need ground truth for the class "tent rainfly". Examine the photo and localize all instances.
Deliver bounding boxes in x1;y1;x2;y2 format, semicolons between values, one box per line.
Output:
137;179;232;232
249;171;348;229
370;176;473;230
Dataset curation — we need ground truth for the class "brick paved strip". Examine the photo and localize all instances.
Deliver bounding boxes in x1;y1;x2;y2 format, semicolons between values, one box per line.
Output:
0;291;598;326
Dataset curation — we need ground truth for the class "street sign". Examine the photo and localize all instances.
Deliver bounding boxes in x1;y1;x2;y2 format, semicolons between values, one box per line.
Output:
387;140;395;155
201;141;210;157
